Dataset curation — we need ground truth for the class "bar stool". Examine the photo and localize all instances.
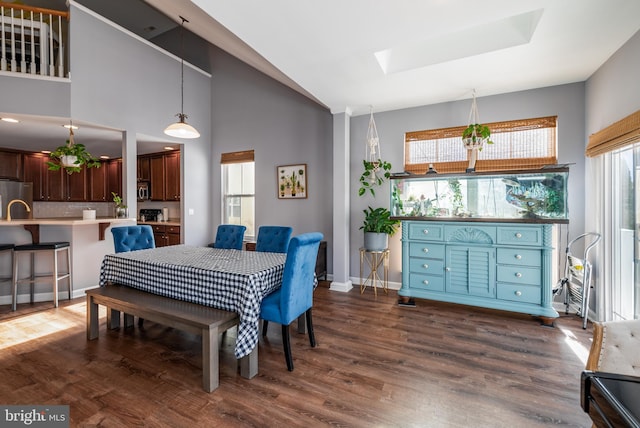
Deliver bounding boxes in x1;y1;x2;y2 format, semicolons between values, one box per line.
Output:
0;244;14;285
12;242;72;311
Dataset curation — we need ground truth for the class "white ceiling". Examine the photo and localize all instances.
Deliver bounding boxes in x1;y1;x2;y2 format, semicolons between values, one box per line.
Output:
154;0;640;116
3;0;640;159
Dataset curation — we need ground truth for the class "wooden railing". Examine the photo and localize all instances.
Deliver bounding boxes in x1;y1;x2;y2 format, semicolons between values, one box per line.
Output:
0;2;69;77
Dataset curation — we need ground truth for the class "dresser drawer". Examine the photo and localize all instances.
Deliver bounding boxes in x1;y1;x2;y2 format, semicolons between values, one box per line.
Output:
409;258;445;274
497;265;541;286
409;242;445;259
496;227;542;246
409;273;444;292
407;223;444;241
497;283;542;304
496;248;541;267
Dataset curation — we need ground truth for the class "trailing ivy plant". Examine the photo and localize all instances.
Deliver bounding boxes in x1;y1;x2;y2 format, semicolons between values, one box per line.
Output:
462;123;494;148
358;159;392;197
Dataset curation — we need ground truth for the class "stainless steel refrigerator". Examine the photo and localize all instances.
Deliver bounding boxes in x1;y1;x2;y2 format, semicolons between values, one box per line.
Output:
0;180;33;220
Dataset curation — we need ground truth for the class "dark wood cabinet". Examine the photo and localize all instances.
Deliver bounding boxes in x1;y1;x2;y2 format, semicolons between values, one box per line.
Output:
137;156;150;181
165;152;180;201
89;162;108;202
23;153;47;200
151;224;181;247
107;159;122;199
66;167;88;201
0;150;22;180
149;152;180;201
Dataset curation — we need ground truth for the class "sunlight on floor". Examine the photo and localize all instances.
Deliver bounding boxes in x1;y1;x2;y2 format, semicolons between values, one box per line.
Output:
0;302;100;350
558;325;591;366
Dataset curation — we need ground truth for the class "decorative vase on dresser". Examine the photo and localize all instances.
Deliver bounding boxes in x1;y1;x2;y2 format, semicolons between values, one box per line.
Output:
390;167;569;325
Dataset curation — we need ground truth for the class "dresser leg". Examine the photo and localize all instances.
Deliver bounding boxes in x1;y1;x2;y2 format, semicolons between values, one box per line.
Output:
538;316;555;327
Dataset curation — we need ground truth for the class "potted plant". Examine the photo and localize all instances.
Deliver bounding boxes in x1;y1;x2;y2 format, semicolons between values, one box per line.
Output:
360;206;400;251
112;192;128;218
46;138;101;174
461;123;493;172
358;159;392;197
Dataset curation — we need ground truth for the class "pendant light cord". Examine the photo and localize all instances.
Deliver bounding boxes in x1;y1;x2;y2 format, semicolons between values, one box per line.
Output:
179;16;187;118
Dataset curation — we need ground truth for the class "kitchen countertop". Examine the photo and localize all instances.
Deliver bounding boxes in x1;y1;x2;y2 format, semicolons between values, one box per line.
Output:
138;220;181;227
0;217;137;226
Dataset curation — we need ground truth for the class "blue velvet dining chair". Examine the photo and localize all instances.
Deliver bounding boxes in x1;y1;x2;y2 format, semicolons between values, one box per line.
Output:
260;232;323;371
209;224;246;250
256;226;293;253
111;225;155;253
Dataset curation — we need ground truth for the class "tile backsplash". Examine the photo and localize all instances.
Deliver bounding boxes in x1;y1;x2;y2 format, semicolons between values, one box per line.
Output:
33;202;118;218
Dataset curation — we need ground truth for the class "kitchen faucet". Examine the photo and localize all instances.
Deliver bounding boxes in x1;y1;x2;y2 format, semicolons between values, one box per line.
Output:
6;199;31;221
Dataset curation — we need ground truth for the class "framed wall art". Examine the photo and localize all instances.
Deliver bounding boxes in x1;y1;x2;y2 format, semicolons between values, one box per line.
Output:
277;164;307;199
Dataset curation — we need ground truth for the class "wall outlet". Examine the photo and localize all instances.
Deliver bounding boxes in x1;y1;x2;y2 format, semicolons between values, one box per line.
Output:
188;208;195;215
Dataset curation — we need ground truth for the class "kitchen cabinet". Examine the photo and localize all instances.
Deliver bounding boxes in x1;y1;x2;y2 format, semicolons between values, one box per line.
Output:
0;150;22;180
107;159;122;198
137;156;150;181
23;153;64;201
66;167;88;201
89;161;108;202
400;220;558;323
151;224;181;247
149;152;180;201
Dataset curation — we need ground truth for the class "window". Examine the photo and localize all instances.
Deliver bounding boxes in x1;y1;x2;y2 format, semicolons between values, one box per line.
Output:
221;150;255;240
404;116;557;173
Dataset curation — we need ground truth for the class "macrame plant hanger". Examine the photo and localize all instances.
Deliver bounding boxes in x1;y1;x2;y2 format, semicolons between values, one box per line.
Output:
366;106;381;182
464;89;485;172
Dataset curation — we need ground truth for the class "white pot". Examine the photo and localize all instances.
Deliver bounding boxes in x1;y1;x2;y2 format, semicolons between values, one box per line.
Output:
462;137;486;150
60;155;78;167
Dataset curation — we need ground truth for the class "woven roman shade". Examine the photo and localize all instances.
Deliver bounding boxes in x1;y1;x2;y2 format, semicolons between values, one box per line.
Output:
586;109;640;157
221;150;254;164
405;116;557;174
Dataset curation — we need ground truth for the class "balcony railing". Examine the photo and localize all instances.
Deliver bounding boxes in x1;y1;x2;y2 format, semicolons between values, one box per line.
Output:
0;2;69;77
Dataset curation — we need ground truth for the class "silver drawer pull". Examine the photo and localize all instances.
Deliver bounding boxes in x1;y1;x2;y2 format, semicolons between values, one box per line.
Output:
423;264;429;269
423;248;429;253
423;280;429;285
515;254;522;260
515;233;522;238
423;229;429;234
515;290;522;296
515;272;522;278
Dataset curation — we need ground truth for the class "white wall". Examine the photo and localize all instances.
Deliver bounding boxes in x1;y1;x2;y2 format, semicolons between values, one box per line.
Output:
349;83;586;283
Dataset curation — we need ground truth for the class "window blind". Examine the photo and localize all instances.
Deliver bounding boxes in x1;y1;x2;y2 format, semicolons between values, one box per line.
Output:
221;150;255;164
404;116;557;173
586;109;640;157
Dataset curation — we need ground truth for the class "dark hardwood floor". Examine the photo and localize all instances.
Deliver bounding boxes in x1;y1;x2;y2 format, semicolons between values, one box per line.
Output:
0;282;593;427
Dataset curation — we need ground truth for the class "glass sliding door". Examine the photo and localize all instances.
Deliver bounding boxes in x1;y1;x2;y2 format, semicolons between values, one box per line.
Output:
610;145;640;320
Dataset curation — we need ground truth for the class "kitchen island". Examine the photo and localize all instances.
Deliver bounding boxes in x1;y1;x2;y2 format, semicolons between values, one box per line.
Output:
0;217;136;306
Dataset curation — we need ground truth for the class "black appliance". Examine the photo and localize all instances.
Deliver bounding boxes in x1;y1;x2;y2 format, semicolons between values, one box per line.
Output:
139;208;161;222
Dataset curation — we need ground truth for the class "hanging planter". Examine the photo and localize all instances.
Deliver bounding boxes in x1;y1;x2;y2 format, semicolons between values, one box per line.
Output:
46;126;101;174
461;91;493;172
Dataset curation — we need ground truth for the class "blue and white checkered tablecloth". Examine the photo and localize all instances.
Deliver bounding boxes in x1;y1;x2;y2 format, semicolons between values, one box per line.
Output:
99;245;286;359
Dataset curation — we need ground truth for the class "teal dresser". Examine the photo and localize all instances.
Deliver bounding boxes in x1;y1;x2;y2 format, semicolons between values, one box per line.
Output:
400;220;558;322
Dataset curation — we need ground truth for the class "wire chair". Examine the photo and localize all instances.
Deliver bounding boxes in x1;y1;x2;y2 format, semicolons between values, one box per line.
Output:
554;232;601;329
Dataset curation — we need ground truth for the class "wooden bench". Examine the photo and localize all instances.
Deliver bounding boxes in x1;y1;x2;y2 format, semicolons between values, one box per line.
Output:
86;283;257;392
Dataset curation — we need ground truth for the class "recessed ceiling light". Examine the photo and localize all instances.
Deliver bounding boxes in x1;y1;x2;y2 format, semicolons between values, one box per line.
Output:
63;124;79;130
41;150;51;154
1;117;19;123
164;146;175;151
100;155;110;159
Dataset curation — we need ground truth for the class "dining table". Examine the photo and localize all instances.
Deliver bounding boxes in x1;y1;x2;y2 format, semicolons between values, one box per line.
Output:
98;245;287;360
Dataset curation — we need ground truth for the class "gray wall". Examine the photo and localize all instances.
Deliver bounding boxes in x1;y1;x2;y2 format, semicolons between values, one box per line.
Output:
209;46;333;254
69;4;213;245
349;83;587;283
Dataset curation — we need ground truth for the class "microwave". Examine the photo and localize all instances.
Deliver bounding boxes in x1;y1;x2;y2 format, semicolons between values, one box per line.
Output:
137;182;150;200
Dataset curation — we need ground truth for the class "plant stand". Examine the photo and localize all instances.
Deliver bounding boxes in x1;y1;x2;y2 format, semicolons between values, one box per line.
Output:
359;247;389;297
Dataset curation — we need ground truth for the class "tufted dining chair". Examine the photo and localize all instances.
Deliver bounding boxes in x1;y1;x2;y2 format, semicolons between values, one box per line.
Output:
586;319;640;377
209;224;246;250
256;226;293;253
260;232;323;371
111;225;155;253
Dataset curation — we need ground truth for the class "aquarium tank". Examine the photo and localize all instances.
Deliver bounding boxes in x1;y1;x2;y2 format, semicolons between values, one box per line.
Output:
390;167;569;221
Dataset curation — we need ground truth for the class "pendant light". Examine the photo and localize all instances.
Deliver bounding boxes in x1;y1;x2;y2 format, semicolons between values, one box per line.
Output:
164;16;200;139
